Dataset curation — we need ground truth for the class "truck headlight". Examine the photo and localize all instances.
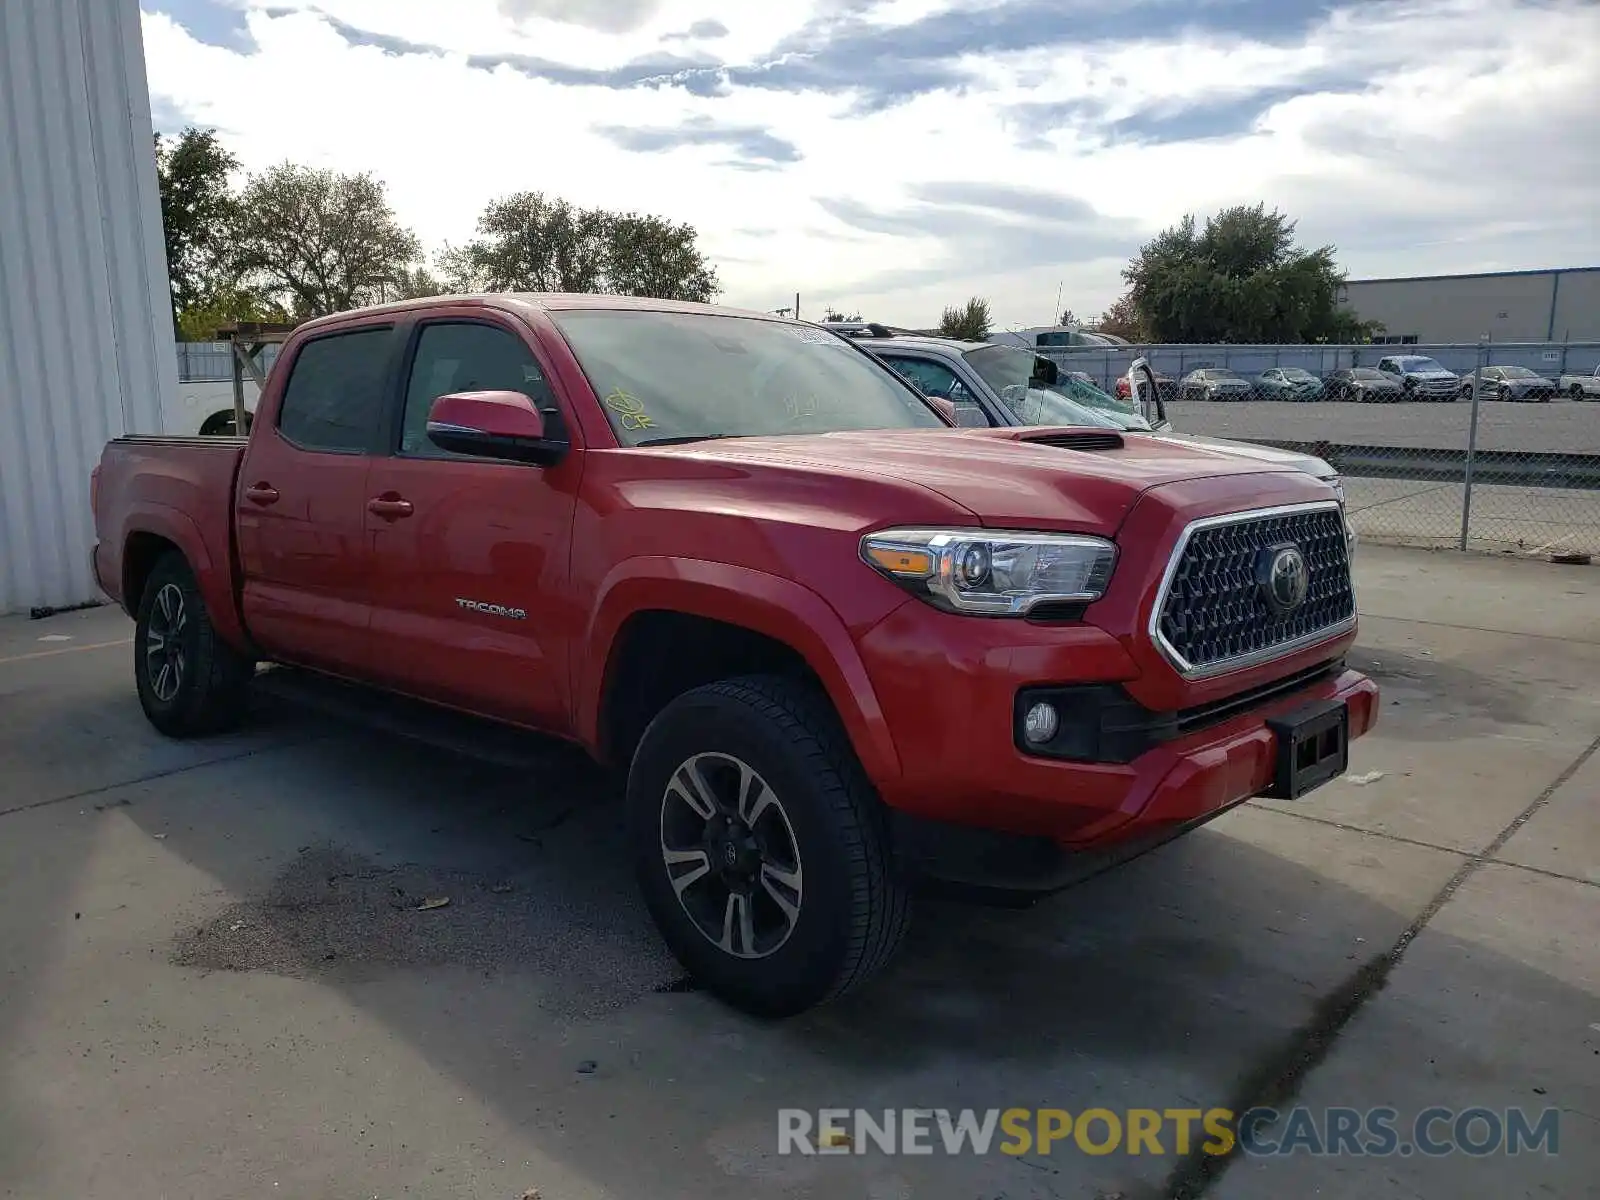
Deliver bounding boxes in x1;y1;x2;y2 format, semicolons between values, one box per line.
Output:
860;528;1117;616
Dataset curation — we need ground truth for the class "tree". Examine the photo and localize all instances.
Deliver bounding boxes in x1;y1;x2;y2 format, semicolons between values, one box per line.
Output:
938;297;992;341
1094;292;1148;343
439;191;720;302
822;307;863;322
1058;309;1078;328
154;127;241;333
391;266;449;301
1123;203;1382;344
232;163;422;318
174;284;290;342
604;210;720;301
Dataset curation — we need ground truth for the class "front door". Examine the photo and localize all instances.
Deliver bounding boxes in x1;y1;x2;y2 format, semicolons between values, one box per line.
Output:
361;317;583;732
236;324;396;674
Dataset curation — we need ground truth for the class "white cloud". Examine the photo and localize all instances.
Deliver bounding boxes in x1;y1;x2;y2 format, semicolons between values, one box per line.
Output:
141;0;1600;329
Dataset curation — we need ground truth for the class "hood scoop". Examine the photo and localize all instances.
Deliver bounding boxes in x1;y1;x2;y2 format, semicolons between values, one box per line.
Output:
1018;429;1125;452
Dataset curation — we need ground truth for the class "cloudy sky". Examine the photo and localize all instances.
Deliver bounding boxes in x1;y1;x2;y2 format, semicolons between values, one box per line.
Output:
141;0;1598;329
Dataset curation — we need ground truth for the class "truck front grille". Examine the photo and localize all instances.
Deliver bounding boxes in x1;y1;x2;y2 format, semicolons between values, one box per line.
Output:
1153;502;1355;678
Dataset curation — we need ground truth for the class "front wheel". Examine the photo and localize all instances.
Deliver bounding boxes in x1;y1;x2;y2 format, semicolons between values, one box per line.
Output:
1573;384;1587;401
134;552;254;737
627;676;911;1017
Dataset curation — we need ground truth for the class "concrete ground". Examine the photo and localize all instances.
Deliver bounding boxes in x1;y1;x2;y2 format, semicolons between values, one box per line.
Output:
1;545;1596;1200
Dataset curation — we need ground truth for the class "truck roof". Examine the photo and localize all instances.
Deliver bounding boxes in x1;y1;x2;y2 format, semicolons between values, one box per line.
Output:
293;292;801;335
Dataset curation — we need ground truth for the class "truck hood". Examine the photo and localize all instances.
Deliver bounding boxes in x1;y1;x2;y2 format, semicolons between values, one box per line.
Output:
1147;430;1337;480
642;427;1310;537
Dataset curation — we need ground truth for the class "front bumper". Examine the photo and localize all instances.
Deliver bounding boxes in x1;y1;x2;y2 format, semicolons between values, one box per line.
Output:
859;594;1377;847
878;659;1378;896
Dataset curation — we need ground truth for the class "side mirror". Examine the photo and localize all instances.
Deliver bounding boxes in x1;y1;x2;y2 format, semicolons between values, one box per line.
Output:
426;390;568;465
1030;357;1060;386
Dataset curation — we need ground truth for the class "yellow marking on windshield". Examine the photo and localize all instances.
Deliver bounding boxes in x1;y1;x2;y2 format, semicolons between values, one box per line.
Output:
604;387;656;431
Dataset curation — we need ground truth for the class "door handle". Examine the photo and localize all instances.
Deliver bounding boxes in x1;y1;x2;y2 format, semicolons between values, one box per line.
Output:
368;496;414;520
244;483;279;506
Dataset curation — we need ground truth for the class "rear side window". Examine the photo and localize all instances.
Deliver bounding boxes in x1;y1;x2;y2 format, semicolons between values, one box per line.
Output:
278;327;393;452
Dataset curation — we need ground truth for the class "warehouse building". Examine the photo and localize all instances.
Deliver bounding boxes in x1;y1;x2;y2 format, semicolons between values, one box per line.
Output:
1340;266;1600;345
0;0;173;615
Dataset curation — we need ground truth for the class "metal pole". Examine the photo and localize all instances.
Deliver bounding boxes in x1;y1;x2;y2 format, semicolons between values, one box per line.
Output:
795;293;800;322
1459;337;1489;551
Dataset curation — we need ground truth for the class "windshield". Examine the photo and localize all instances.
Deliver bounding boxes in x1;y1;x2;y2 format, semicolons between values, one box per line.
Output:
548;310;946;445
963;345;1151;429
1281;368;1315;381
1399;357;1447;373
1498;366;1537;378
1001;386;1133;429
1352;369;1385;379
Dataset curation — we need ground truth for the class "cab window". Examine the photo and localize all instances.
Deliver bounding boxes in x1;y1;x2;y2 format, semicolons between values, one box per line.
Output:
398;322;554;458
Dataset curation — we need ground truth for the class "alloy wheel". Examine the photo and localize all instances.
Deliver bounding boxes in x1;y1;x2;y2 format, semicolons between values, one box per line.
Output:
659;752;804;960
144;582;188;703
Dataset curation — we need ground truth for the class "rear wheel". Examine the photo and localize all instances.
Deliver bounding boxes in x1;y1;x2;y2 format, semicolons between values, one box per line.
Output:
627;676;911;1017
134;552;254;737
1573;384;1587;401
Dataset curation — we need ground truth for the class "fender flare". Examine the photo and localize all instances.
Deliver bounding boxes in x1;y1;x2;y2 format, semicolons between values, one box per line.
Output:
576;557;902;784
119;502;251;654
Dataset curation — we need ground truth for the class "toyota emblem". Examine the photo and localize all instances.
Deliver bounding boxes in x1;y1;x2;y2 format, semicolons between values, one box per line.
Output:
1257;544;1310;615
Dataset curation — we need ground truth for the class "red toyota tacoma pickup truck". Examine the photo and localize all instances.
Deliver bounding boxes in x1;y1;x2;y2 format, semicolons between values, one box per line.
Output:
91;294;1377;1016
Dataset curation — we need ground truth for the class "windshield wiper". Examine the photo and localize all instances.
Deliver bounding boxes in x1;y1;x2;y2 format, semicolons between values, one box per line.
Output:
634;434;737;447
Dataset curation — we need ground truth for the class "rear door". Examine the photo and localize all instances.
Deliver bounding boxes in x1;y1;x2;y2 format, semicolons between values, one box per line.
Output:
236;323;397;673
360;314;583;731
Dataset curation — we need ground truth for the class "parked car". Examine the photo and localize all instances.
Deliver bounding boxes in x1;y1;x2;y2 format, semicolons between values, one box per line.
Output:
1115;368;1178;405
169;380;260;436
1558;364;1600;401
90;293;1376;1016
1459;365;1557;402
1255;367;1325;402
1180;368;1256;402
841;333;1352;510
1323;367;1405;403
1376;354;1460;401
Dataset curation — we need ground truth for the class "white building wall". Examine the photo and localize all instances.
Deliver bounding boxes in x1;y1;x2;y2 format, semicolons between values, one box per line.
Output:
0;0;173;615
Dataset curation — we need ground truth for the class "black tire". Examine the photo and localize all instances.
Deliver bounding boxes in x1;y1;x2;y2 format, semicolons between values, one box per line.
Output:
627;675;911;1017
1572;384;1586;401
134;551;254;737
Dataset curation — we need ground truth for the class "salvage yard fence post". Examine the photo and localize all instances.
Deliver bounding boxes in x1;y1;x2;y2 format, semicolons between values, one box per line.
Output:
1459;338;1490;552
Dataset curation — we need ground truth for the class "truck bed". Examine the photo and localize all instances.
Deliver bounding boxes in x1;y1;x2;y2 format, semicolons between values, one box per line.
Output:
91;434;249;647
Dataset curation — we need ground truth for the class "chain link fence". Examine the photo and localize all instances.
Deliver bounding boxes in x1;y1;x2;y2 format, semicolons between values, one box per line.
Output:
1039;340;1600;561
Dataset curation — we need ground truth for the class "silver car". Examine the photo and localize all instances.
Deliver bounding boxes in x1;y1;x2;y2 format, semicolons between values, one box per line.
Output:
1180;368;1257;401
1459;365;1557;402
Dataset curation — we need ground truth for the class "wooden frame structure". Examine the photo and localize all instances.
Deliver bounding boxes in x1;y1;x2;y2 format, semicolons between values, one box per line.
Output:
216;321;297;434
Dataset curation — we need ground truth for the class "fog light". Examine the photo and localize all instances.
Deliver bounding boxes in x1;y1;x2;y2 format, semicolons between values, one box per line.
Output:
1023;701;1060;744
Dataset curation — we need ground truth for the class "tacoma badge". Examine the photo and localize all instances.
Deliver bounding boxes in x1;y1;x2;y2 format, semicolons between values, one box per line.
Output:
455;598;528;620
